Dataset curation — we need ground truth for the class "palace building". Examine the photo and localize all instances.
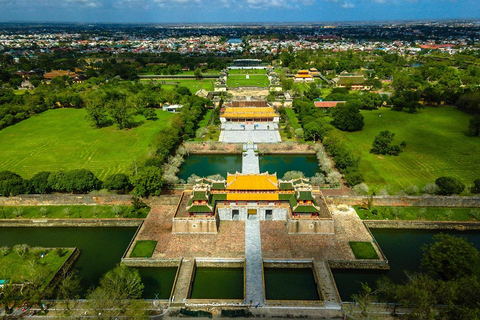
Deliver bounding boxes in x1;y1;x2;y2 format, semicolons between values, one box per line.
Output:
173;173;334;234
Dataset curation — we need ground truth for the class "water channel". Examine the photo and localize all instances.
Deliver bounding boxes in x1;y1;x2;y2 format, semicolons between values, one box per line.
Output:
0;227;136;296
189;267;244;299
333;229;480;301
2;227;479;301
264;267;320;301
178;154;319;181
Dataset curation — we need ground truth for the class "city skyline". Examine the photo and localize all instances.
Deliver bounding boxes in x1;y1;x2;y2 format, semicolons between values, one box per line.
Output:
1;0;479;24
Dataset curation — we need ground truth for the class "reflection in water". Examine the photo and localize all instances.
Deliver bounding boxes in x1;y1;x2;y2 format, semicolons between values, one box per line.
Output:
333;229;480;301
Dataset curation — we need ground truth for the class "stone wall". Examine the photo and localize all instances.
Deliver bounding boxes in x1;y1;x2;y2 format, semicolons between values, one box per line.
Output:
328;260;390;270
122;259;181;267
172;218;219;233
287;219;335;234
218;206;287;221
0;194;180;206
326;195;480;208
365;220;480;230
0;219;143;227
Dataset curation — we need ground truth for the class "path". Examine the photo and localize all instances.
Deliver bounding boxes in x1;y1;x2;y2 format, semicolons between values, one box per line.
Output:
242;143;260;174
245;216;265;306
171;258;194;307
314;260;341;305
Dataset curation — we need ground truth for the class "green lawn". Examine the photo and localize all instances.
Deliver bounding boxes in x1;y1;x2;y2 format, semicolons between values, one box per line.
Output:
197;109;213;129
0;205;149;219
0;247;73;286
355;206;480;221
0;108;174;179
130;240;157;258
227;75;270;87
140;79;214;93
338;107;480;192
229;69;267;75
349;241;379;259
285;108;301;130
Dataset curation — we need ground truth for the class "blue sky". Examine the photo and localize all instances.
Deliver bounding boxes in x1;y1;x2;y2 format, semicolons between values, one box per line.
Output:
0;0;479;23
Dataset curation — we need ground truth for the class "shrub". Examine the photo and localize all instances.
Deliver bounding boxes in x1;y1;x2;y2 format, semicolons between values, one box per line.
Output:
30;171;51;194
13;244;29;257
310;173;326;186
0;171;28;196
130;166;164;197
423;183;440;195
187;174;201;185
0;246;9;257
282;171;305;181
435;177;466;195
103;173;133;193
344;169;364;186
370;130;402;156
353;183;369;195
473;179;480;194
404;185;420;195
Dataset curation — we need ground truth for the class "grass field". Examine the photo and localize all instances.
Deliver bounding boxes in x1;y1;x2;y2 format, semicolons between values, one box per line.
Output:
140;79;215;93
0;247;73;285
285;108;301;130
227;75;270;87
229;69;267;75
338;107;480;192
349;242;379;259
130;240;157;258
355;206;480;221
0;205;150;219
0;108;174;179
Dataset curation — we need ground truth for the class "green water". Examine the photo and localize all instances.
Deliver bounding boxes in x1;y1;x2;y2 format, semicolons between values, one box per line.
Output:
189;267;244;299
264;268;320;300
137;267;177;299
178;155;242;181
0;227;136;295
333;229;480;301
178;154;320;181
259;155;320;178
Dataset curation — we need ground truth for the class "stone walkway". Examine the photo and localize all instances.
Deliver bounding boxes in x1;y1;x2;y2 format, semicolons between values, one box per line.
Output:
245;216;265;306
314;260;341;304
242;143;260;174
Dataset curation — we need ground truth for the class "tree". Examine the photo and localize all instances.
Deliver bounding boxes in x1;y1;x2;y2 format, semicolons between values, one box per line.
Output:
107;99;135;130
473;179;480;194
421;233;480;281
331;104;364;132
86;264;144;317
103;173;132;193
56;270;81;316
370;130;402;156
143;108;157;120
468;115;480;137
0;171;27;196
64;169;102;193
435;177;465;195
130;166;164;197
29;171;51;194
194;68;203;80
85;99;108;128
303;121;322;141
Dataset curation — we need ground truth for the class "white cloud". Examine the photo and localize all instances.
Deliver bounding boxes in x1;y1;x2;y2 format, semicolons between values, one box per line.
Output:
341;1;354;7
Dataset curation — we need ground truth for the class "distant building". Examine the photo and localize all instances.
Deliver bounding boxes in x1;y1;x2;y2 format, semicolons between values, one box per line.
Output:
294;70;314;83
332;72;369;90
44;70;77;80
162;104;183;113
314;101;346;108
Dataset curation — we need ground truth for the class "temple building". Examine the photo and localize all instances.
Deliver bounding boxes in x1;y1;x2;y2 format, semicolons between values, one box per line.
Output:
173;173;334;234
219;100;281;143
294;70;314;83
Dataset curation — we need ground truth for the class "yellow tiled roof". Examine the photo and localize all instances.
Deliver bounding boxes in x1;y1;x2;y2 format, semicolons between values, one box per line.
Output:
226;173;279;191
226;193;279;201
295;74;313;78
223;107;277;119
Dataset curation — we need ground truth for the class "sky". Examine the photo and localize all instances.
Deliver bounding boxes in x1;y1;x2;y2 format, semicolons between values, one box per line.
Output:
0;0;479;23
